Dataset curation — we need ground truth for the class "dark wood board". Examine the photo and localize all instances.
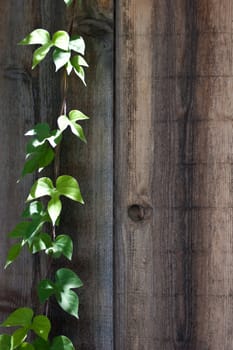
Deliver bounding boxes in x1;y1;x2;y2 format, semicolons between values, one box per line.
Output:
115;0;233;349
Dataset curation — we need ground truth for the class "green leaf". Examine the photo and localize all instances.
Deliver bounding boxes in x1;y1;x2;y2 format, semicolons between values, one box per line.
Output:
53;48;71;72
71;54;88;68
5;243;22;269
9;207;49;249
8;222;30;238
32;43;52;69
55;268;83;290
69;35;85;55
27;178;54;201
56;290;79;319
69;110;89;121
1;308;33;328
52;235;73;260
17;343;35;350
33;338;50;350
47;196;62;225
31;316;51;341
19;29;50;45
56;175;84;203
37;280;56;303
25;123;50;140
12;327;28;349
64;0;73;6
38;268;82;317
52;31;70;51
22;143;54;177
22;201;43;218
26;123;62;148
51;336;74;350
30;233;52;254
0;334;12;350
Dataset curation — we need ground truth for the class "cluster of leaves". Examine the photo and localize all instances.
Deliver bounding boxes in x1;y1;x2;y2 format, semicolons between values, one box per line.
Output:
0;308;75;349
20;29;88;85
5;200;74;268
22;109;88;178
1;0;89;349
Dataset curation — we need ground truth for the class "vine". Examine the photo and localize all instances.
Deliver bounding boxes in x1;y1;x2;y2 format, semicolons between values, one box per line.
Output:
0;1;88;349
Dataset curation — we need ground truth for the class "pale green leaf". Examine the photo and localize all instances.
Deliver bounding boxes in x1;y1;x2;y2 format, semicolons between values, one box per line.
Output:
66;61;73;75
56;175;84;203
57;115;69;132
69;122;86;142
47;196;62;225
12;327;28;349
69;35;85;55
32;43;52;69
69;110;89;121
27;178;54;201
73;64;86;86
31;316;51;341
55;268;83;290
53;48;71;72
51;336;74;350
71;54;88;67
56;290;79;319
64;0;73;6
5;243;22;269
19;29;50;45
1;308;33;328
0;334;11;350
52;31;70;51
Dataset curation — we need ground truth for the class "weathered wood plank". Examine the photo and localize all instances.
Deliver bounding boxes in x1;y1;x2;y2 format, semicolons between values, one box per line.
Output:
56;1;114;349
0;1;114;350
115;0;233;349
115;0;156;348
0;0;45;320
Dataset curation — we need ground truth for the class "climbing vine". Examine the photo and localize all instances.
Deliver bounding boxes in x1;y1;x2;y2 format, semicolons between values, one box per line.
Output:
0;1;87;349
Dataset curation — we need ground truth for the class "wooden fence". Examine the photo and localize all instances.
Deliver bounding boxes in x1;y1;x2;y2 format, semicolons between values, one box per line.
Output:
0;1;232;349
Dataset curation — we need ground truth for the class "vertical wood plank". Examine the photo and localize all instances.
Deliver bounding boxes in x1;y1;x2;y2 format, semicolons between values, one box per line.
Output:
0;2;114;350
58;1;114;349
115;0;233;349
0;0;47;320
115;0;156;348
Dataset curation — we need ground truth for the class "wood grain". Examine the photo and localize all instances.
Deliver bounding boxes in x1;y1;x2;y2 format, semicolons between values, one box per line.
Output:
1;0;233;349
0;1;113;349
57;1;114;349
115;0;233;349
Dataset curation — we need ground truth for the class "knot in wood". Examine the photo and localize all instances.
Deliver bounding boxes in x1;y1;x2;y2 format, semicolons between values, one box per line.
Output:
128;204;152;222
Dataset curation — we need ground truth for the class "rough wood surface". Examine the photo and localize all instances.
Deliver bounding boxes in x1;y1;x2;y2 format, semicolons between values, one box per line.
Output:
0;0;232;349
0;1;113;350
58;1;114;349
115;0;233;349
